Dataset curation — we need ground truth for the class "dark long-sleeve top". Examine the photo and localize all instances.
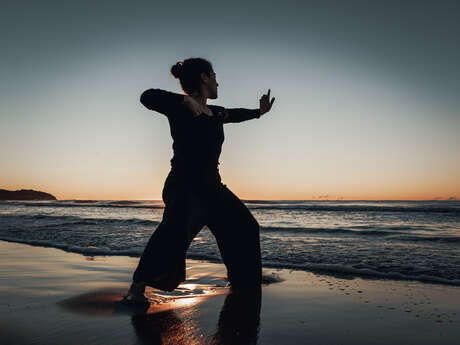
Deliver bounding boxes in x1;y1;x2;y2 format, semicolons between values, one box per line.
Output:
140;88;260;185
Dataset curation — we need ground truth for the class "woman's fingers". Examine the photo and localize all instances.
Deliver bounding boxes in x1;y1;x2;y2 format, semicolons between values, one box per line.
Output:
262;89;271;101
258;90;275;114
262;90;274;102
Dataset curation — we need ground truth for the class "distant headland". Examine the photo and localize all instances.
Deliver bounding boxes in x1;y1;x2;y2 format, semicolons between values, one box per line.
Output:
0;189;57;201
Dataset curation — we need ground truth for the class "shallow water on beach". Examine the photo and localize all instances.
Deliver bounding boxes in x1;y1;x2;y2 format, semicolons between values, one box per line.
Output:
0;199;459;285
1;241;460;345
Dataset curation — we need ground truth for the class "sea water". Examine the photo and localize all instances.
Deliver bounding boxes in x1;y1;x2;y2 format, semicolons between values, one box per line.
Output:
0;200;458;285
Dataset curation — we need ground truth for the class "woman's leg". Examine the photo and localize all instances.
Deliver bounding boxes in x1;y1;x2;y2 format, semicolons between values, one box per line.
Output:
205;184;262;291
131;182;208;291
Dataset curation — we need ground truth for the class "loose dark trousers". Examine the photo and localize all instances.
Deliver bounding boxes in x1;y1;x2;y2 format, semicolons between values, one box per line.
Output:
132;170;262;291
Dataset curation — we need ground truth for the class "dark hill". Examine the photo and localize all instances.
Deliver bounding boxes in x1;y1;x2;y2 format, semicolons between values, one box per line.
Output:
0;189;57;200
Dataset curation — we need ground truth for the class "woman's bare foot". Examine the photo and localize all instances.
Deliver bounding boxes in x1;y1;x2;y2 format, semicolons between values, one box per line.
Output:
121;282;148;305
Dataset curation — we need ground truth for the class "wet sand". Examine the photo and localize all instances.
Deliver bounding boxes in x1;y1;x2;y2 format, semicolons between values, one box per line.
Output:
0;240;459;344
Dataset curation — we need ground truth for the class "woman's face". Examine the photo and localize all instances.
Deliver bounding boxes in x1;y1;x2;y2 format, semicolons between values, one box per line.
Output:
205;71;219;99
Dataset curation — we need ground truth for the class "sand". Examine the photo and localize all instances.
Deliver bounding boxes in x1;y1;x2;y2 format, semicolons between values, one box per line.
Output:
0;240;459;344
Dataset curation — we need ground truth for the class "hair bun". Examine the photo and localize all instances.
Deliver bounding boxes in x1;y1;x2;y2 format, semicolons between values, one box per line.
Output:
171;61;184;79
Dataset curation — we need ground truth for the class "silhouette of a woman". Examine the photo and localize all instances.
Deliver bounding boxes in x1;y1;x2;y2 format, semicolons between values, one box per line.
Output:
123;57;275;303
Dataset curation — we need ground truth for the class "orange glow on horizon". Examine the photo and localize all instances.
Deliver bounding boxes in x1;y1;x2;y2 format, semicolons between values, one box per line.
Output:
2;177;459;202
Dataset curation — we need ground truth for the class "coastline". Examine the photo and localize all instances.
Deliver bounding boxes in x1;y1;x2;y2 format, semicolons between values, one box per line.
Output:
1;240;459;344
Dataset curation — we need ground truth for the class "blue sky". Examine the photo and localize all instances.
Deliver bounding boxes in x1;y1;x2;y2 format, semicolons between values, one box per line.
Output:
1;1;459;200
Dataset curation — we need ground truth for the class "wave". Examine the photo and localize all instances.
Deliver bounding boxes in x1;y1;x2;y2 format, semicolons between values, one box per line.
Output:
389;235;460;243
70;200;144;206
1;214;159;227
259;225;411;237
3;213;458;244
259;260;460;287
0;237;144;257
1;238;458;287
0;201;164;209
250;205;460;214
2;200;459;214
106;200;144;205
69;200;98;203
259;226;460;244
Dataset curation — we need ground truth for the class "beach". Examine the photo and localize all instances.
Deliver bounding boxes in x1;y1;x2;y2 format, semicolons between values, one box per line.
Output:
1;240;459;344
2;0;459;343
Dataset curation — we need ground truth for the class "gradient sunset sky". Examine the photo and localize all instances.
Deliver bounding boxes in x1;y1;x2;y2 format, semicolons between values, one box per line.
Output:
1;1;459;200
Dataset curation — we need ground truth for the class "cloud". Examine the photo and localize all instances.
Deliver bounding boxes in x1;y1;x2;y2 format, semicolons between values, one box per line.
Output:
433;196;457;201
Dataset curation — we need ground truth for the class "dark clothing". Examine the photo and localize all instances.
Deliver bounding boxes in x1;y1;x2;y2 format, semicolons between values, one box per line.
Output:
133;89;262;291
132;172;262;291
140;88;260;178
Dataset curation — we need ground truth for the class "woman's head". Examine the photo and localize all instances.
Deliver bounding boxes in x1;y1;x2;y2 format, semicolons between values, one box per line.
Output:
170;57;219;99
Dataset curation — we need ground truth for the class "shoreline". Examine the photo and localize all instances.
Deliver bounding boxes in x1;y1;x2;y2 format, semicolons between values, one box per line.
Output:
0;237;459;287
1;240;459;344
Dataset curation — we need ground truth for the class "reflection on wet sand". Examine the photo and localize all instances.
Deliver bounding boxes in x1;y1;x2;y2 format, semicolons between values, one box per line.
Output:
58;288;150;316
131;287;262;345
210;287;261;345
131;308;200;345
58;285;262;344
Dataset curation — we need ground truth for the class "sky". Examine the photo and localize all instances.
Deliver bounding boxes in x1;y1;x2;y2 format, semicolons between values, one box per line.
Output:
1;0;459;200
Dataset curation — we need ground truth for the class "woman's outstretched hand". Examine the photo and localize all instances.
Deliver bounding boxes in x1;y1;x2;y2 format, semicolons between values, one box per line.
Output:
259;89;275;116
183;96;213;117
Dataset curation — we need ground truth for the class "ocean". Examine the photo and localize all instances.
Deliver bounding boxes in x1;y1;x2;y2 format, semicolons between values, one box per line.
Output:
0;200;459;286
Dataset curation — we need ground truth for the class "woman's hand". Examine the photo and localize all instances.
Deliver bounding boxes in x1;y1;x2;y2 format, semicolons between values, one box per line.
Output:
259;89;275;116
183;96;213;117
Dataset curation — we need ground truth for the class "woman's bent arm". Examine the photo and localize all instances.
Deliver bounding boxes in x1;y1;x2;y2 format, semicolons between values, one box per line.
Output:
140;88;186;116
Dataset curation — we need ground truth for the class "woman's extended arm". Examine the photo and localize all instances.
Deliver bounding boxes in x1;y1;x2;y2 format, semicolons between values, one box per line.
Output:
140;88;186;116
218;89;275;123
220;107;261;123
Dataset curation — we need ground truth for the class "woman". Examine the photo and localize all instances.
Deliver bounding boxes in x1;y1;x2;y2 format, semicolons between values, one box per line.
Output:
123;57;275;304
